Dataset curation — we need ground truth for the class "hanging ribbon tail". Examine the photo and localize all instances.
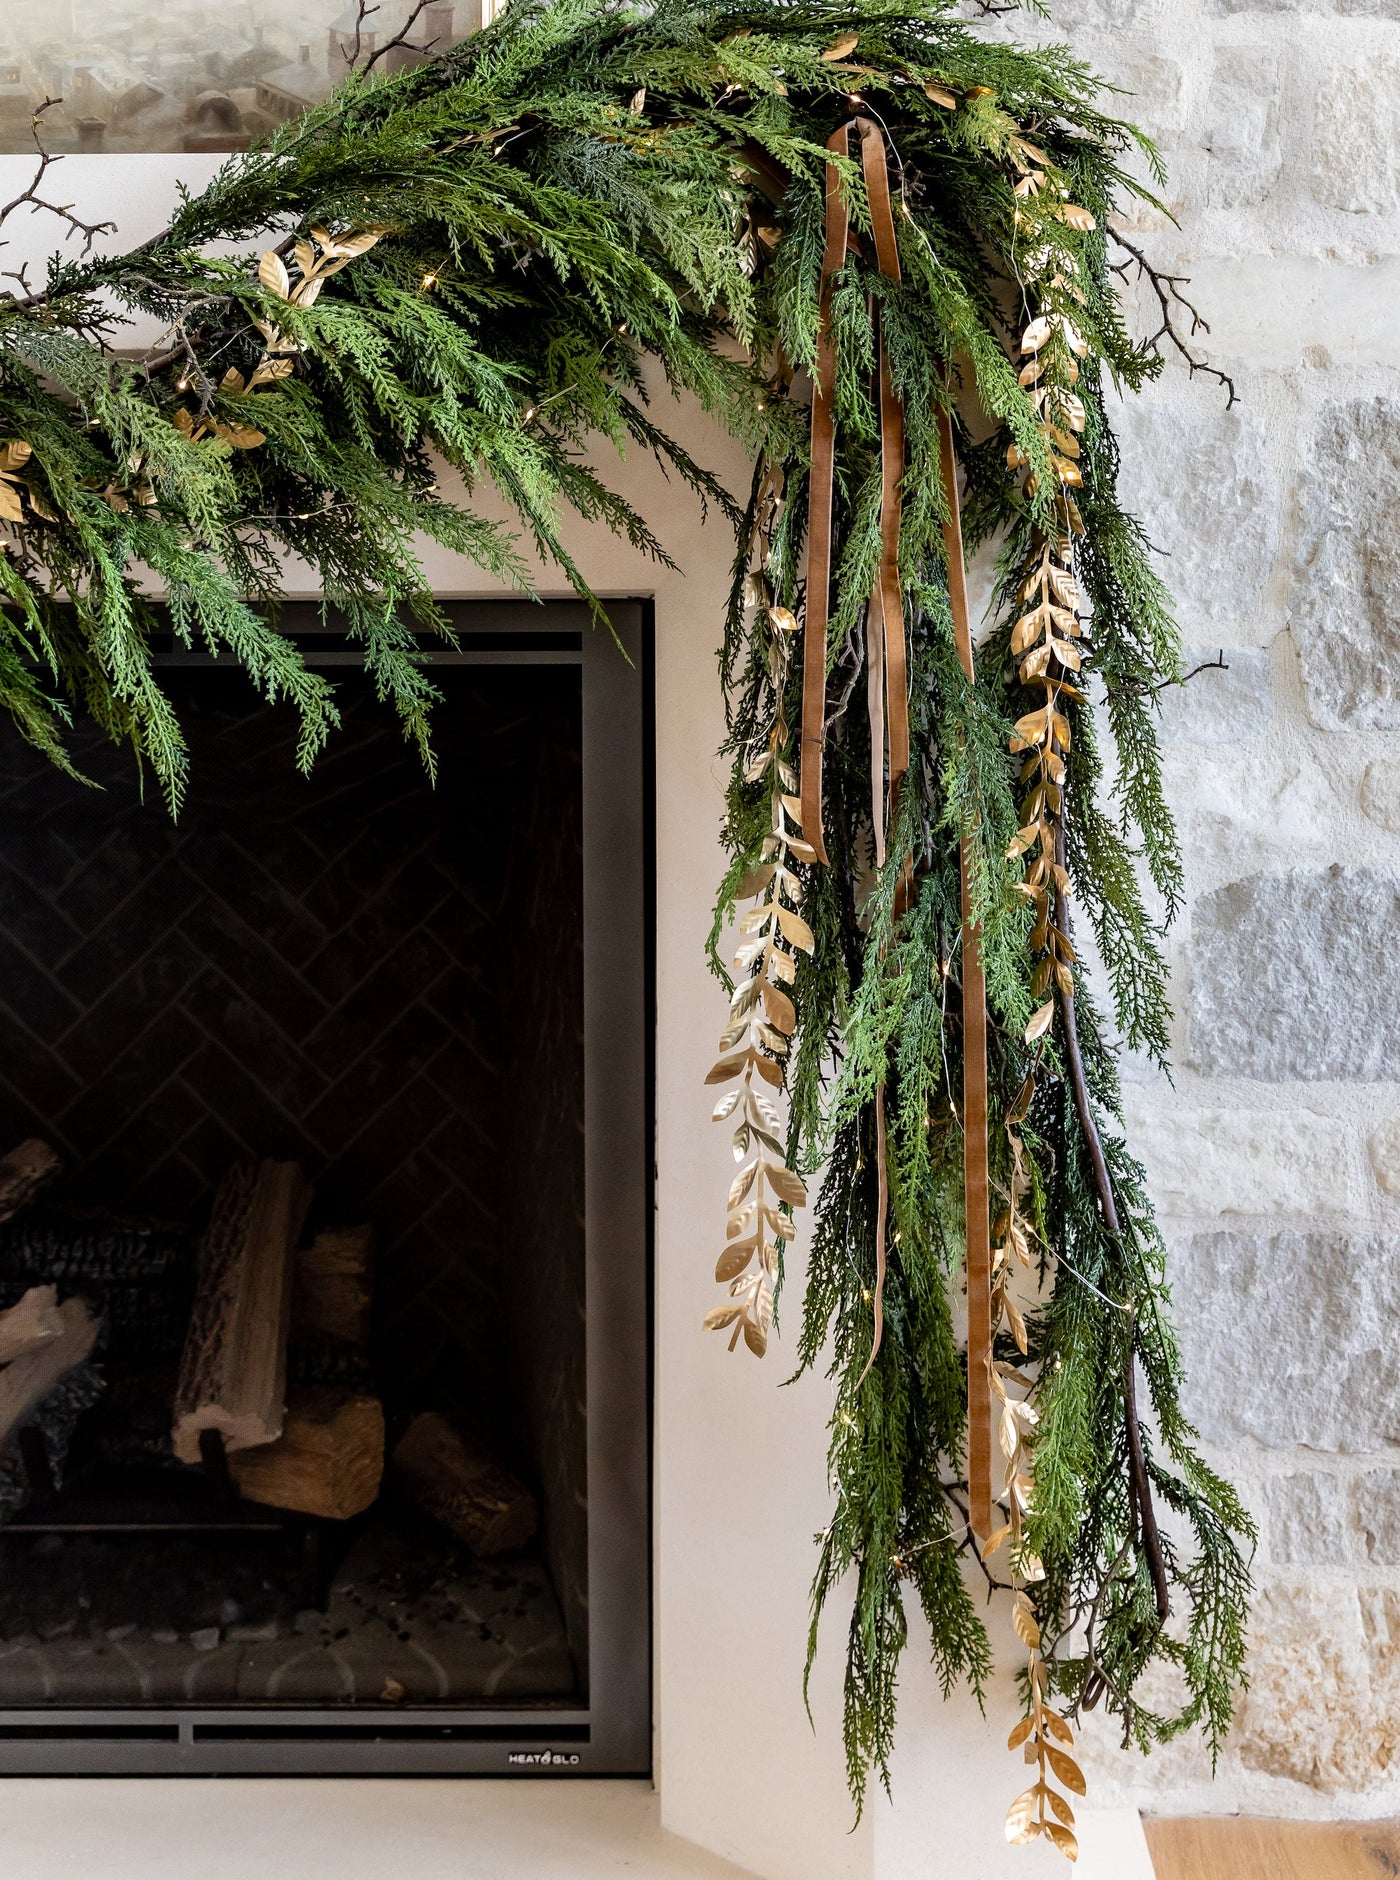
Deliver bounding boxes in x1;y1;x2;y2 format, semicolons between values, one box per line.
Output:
800;117;910;872
937;403;994;1546
866;583;887;869
803;120;911;1394
798;125;852;868
859;122;909;814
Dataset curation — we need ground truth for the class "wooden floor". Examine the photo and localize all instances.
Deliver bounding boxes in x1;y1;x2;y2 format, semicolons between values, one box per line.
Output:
1145;1816;1400;1880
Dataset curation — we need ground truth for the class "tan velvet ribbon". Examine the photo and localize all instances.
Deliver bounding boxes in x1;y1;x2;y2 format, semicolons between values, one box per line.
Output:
800;117;909;868
796;123;993;1534
937;404;994;1546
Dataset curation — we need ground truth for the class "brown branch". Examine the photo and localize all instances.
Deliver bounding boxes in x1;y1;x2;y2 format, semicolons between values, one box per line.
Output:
0;100;117;261
1112;650;1229;703
351;0;380;66
1043;1532;1138;1730
1052;816;1171;1624
937;1480;1012;1595
350;0;447;74
1108;229;1236;411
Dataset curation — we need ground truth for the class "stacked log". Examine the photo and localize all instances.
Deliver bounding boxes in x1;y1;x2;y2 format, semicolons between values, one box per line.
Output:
0;1139;61;1222
171;1158;311;1463
288;1223;375;1392
391;1411;538;1556
291;1224;374;1350
0;1295;99;1450
229;1385;385;1520
0;1144;106;1518
0;1285;63;1365
0;1210;191;1359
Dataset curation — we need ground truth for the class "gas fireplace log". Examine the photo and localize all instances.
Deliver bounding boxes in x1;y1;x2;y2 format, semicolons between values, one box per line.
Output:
229;1385;385;1520
0;1285;64;1365
391;1412;539;1556
0;1139;61;1224
0;1294;99;1449
291;1224;375;1351
171;1158;311;1464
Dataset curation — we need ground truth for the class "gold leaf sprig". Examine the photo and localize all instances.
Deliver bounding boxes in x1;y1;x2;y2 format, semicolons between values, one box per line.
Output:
993;130;1099;1865
1005;520;1083;1047
1002;147;1094;1054
84;454;158;515
162;223;387;463
1004;1649;1085;1862
171;358;295;454
704;600;815;1357
255;223;387;356
986;1203;1084;1863
984;1112;1082;1849
0;439;57;528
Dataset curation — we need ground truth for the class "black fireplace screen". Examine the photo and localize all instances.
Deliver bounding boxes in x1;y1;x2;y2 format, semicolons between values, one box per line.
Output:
0;601;649;1774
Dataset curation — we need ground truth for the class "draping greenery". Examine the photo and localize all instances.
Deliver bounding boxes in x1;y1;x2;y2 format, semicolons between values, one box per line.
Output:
0;0;1251;1854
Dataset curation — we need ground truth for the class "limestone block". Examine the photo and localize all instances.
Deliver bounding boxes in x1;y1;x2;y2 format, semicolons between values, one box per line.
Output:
1189;867;1400;1080
1311;55;1400;215
1294;401;1400;729
1115;403;1278;632
1368;1116;1400;1196
1270;1470;1400;1566
1235;1584;1400;1793
1121;1097;1351;1218
1155;647;1272;742
1040;0;1143;28
1204;48;1284;208
1166;746;1337;870
1267;1470;1354;1565
1356;1471;1400;1563
1114;54;1188;156
1170;1230;1400;1450
1361;761;1400;834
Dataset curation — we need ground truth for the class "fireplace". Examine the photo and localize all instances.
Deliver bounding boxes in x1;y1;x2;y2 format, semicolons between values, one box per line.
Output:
0;599;650;1774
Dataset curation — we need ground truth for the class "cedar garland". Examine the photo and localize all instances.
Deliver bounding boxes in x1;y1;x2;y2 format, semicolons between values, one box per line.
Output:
0;0;1252;1853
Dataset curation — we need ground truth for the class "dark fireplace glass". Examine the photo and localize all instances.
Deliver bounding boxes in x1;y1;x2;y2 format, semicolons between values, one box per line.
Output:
0;660;587;1713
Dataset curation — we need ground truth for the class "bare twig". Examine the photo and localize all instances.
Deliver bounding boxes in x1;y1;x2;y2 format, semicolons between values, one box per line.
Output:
1108;229;1236;410
1177;652;1229;687
1112;650;1229;702
937;1480;1013;1594
350;0;380;66
0;100;117;260
1043;1531;1139;1730
349;0;447;74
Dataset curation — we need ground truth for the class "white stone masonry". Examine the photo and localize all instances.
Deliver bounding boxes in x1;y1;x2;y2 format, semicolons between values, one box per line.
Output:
1038;0;1400;1821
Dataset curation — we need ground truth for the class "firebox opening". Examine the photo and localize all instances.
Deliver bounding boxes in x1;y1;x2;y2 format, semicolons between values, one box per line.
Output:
0;652;588;1715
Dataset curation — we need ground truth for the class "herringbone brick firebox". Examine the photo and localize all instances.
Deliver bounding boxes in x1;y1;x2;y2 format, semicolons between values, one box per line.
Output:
0;602;649;1776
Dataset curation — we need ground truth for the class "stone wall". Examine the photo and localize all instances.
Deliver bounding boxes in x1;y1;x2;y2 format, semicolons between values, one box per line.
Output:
1041;0;1400;1823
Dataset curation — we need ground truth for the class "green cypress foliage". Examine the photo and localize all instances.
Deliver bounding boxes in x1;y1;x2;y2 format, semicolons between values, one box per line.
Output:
0;0;1250;1820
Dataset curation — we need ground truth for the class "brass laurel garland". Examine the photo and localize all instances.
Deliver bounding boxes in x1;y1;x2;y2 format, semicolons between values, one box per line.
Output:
706;585;814;1358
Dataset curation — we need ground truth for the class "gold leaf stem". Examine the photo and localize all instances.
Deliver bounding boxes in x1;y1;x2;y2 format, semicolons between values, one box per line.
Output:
705;483;813;1357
